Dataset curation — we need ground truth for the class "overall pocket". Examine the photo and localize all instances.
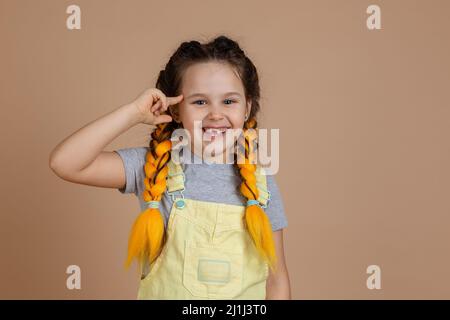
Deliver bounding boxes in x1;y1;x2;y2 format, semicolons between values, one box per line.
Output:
182;239;244;299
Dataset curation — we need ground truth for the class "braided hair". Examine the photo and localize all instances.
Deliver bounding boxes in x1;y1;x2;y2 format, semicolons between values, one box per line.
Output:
125;35;277;274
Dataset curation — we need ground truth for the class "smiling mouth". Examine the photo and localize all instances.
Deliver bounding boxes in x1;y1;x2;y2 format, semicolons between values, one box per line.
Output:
202;127;231;139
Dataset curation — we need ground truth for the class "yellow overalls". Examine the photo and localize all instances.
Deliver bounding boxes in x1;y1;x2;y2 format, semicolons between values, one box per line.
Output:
137;158;271;300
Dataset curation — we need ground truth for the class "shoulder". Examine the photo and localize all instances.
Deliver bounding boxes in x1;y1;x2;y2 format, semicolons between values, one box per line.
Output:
114;146;149;164
264;173;281;202
114;146;150;195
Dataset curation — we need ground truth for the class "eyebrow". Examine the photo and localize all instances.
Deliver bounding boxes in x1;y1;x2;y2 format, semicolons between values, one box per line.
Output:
186;92;242;99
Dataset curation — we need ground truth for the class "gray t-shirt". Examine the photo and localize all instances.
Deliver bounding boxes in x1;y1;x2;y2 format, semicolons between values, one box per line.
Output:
114;147;288;231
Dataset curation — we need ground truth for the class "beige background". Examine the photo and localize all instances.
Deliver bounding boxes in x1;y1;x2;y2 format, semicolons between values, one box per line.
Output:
1;0;449;299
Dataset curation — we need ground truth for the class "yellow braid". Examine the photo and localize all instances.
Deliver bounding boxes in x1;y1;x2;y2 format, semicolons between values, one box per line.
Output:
236;118;278;273
124;123;174;274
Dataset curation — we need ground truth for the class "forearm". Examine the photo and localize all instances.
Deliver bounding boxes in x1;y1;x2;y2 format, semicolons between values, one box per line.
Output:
266;271;292;300
49;103;142;172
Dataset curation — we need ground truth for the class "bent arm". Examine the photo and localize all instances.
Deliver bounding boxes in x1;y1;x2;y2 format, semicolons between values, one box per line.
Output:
49;103;143;189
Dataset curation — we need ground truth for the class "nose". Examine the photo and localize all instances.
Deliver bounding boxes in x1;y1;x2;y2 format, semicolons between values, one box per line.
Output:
206;103;226;120
206;112;225;121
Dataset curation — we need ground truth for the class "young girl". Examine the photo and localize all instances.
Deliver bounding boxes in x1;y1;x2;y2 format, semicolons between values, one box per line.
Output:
49;35;291;300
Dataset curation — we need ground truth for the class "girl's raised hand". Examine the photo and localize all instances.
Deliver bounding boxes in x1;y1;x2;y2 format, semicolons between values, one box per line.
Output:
131;88;184;125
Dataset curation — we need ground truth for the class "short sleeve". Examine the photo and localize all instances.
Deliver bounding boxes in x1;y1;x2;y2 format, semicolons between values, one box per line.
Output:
264;174;288;231
114;147;149;196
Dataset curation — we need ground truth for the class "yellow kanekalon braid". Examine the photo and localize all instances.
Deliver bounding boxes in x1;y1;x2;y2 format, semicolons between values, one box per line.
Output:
124;123;173;273
236;118;278;273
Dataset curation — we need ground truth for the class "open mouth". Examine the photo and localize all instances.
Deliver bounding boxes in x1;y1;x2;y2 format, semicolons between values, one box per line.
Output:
202;126;231;140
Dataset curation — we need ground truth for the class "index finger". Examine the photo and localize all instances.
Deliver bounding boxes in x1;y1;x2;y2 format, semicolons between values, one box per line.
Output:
167;94;184;106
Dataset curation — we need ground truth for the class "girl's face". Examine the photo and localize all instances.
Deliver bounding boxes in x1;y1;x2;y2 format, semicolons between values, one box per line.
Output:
174;61;251;161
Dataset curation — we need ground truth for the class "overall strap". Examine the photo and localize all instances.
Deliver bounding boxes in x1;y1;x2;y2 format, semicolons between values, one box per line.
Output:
255;165;271;208
166;158;185;193
165;158;271;208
